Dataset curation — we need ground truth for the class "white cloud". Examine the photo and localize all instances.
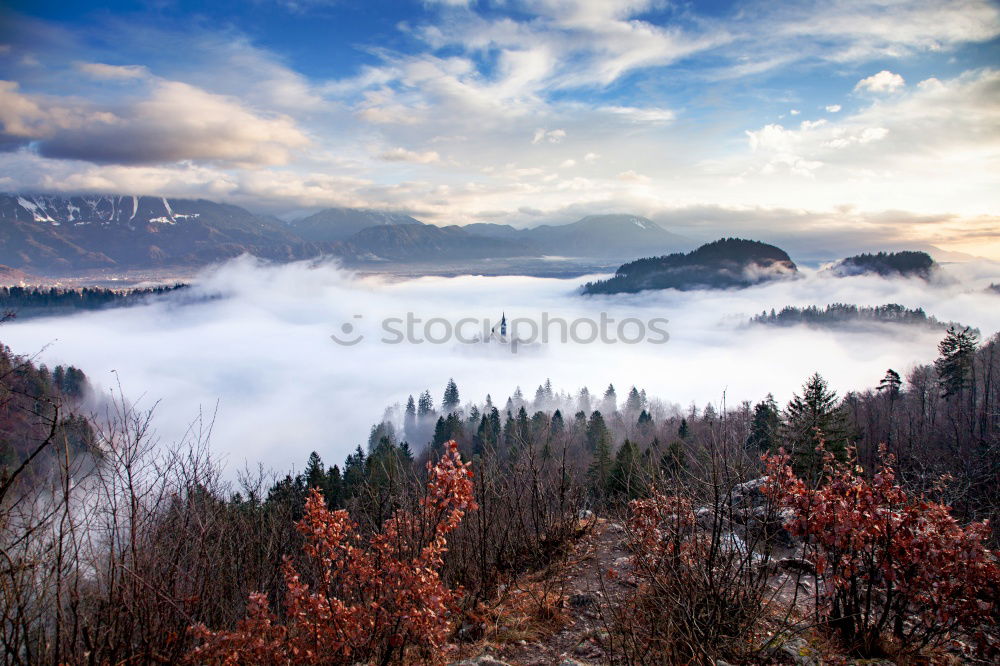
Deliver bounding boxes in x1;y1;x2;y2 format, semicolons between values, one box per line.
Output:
617;170;650;182
5;257;998;472
826;104;842;113
855;70;906;93
75;62;150;80
378;147;441;164
790;109;800;115
600;105;675;124
531;128;566;144
0;80;116;139
28;80;310;166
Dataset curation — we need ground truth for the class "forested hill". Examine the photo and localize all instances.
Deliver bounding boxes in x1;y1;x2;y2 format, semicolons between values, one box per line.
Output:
0;344;95;490
828;250;936;278
0;285;188;319
583;238;797;294
750;302;972;332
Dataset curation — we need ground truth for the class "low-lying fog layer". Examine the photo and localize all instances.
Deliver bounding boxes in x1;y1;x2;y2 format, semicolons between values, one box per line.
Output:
5;256;999;472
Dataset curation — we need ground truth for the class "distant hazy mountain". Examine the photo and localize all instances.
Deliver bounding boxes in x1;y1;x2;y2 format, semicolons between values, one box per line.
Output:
289;208;423;243
0;194;323;272
467;214;690;258
828;251;937;279
0;194;688;273
339;224;532;262
584;238;798;294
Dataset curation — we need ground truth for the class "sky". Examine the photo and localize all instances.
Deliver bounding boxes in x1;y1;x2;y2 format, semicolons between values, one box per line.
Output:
1;1;999;256
3;257;999;471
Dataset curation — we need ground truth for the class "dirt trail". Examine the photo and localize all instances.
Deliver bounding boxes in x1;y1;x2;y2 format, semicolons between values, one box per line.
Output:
463;518;631;665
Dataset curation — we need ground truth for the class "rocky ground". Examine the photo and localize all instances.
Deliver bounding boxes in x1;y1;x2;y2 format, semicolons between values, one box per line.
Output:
446;500;975;665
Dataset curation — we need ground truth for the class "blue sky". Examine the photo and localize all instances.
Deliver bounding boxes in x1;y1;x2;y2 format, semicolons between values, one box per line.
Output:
1;1;998;256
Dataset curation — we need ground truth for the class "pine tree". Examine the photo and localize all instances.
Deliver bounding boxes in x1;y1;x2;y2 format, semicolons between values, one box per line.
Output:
503;411;518;459
442;379;460;413
432;416;450;451
624;386;643;415
678;418;690;440
935;327;979;399
661;439;686;475
404;395;417;439
304;451;326;491
512;386;524;408
577;387;592;414
586;410;611;453
551;409;564;436
588;436;613;502
417;390;434;417
516;406;530;445
877;369;903;399
608;439;642;500
326;465;343;508
602;384;617;414
534;384;548;409
341;446;367;499
746;394;780;451
782;373;851;476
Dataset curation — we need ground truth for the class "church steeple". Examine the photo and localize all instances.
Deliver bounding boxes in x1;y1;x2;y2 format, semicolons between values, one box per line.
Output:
500;312;507;337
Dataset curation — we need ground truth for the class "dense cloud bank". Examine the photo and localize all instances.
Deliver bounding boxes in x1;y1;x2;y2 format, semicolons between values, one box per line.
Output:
3;256;999;472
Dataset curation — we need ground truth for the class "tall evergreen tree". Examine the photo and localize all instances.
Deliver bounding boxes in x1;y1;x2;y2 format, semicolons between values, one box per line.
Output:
304;451;326;491
326;464;343;508
551;409;564;436
602;384;617;414
608;439;643;500
417;390;434;417
442;378;460;413
877;369;903;399
586;410;611;453
934;327;979;398
624;386;643;415
404;395;417;439
782;373;851;476
746;394;780;451
678;418;690;440
588;436;613;502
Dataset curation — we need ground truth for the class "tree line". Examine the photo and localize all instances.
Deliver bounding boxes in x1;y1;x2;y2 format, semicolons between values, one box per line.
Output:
1;325;997;662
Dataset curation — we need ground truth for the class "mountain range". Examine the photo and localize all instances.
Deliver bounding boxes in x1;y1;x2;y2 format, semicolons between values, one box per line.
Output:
0;194;691;273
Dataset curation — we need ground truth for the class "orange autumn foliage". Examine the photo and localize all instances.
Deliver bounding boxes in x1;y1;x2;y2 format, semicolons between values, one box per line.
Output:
188;440;476;665
765;445;999;656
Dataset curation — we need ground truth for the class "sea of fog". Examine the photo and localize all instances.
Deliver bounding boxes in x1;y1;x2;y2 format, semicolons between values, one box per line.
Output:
4;256;1000;474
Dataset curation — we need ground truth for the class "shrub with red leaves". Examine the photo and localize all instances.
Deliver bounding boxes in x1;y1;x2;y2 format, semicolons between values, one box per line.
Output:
187;440;476;665
765;445;999;656
619;491;773;662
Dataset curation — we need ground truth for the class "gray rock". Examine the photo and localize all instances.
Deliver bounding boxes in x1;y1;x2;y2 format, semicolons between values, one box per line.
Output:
780;637;820;666
450;656;513;666
730;477;767;507
695;506;715;529
779;557;817;575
